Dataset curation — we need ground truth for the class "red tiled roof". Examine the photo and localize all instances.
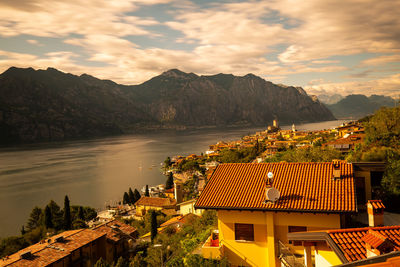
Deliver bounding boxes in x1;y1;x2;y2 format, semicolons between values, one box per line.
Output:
3;229;106;266
135;197;176;208
93;219;137;242
328;226;400;262
369;200;386;210
363;230;388;248
195;162;356;213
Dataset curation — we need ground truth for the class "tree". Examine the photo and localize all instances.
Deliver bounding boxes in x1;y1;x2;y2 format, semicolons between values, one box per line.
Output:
26;206;42;231
47;200;63;230
134;189;141;204
20;226;26;235
114;257;129;267
63;195;72;230
164;156;171;167
77;206;85;220
44;205;53;229
123;192;130;204
145;185;150;197
93;258;111;267
166;172;174;190
150;210;157;242
128;188;135;204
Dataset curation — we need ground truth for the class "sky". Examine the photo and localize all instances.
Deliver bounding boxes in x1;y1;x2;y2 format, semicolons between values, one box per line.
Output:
0;0;399;97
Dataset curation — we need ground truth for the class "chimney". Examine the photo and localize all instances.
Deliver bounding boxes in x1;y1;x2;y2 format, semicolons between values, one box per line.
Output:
332;160;341;179
367;200;385;227
362;229;394;258
174;180;183;204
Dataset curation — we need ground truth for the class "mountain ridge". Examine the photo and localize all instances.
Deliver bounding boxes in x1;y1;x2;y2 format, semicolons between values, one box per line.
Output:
0;67;335;143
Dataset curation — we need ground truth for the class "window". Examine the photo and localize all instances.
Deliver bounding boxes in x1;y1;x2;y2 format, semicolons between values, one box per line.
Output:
234;223;254;241
288;226;307;246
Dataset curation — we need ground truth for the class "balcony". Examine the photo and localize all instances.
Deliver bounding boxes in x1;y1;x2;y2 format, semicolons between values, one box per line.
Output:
202;230;221;259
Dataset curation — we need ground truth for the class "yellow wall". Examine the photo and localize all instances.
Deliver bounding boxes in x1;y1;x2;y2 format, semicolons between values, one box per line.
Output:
136;205;163;216
315;243;342;266
217;210;341;267
180;201;204;216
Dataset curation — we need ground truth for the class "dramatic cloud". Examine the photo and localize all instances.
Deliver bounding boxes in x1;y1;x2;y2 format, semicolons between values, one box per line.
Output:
305;73;400;97
0;0;399;94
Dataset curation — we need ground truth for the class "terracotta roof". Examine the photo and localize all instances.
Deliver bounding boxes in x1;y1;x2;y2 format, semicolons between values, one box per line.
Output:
160;214;198;227
358;255;400;266
2;229;105;266
324;134;364;146
363;230;388;248
195;162;356;213
135;197;176;208
328;226;400;262
369;200;386;210
93;219;137;242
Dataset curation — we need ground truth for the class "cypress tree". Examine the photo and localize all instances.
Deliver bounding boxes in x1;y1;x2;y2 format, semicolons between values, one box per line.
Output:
78;206;85;220
145;184;150;197
150;210;157;242
166;172;174;190
64;195;72;230
21;225;26;235
123;192;130;204
44;205;53;229
133;189;141;203
128;188;134;204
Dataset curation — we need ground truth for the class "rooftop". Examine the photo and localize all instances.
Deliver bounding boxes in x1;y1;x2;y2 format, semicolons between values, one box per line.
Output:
329;226;400;262
135;197;176;208
92;219;137;243
2;229;105;266
195;162;356;213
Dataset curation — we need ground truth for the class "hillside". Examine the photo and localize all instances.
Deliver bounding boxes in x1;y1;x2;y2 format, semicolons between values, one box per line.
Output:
327;94;396;119
0;67;335;143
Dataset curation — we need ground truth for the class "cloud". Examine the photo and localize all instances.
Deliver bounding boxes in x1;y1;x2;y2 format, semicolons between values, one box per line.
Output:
305;73;400;97
26;39;41;46
0;0;162;38
272;0;400;62
361;55;400;66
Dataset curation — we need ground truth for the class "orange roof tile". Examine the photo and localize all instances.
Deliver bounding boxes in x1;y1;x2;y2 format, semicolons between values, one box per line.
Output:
328;226;400;262
363;230;388;248
369;200;386;210
2;229;106;266
160;214;198;227
93;219;137;242
195;162;356;213
135;197;176;208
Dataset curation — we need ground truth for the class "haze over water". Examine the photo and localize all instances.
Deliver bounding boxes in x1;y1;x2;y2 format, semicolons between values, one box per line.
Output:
0;120;346;237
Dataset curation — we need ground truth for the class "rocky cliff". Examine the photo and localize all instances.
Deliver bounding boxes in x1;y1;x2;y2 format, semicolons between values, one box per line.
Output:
0;67;335;143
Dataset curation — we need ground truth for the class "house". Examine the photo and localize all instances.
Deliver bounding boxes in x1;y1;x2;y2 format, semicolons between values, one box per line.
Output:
92;220;138;262
134;197;177;217
323;134;365;153
177;199;204;216
288;225;400;266
164;188;174;199
195;161;359;267
1;229;107;267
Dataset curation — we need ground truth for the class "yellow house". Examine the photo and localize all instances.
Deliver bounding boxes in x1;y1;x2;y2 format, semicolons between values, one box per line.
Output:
134;196;176;217
177;199;204;216
195;161;358;267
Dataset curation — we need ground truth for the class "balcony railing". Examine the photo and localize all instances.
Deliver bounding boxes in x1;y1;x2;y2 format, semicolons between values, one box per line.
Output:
202;230;221;259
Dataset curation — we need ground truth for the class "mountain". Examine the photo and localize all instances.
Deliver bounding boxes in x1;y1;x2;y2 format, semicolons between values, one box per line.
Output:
0;67;335;143
326;94;397;119
317;94;344;105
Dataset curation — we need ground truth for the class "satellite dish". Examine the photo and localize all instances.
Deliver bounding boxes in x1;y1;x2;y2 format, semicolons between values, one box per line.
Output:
266;187;280;202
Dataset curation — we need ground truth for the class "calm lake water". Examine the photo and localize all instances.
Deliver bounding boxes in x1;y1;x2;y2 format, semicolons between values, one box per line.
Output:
0;120;346;237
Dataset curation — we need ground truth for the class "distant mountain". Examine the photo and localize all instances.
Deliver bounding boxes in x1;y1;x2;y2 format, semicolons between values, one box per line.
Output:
317;94;344;105
326;94;396;119
0;67;335;143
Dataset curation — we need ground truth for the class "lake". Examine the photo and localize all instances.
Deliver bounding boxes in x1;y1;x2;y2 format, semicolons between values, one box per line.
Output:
0;120;346;237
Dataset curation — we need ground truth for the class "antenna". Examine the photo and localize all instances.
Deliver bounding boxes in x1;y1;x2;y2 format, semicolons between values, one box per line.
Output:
264;171;280;203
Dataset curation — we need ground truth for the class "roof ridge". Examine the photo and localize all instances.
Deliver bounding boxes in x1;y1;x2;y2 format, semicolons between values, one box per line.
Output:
328;225;400;233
